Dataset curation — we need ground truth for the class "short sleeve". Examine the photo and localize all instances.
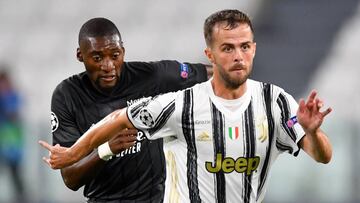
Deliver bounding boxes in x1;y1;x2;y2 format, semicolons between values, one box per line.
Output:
127;91;180;140
51;83;81;147
273;90;305;156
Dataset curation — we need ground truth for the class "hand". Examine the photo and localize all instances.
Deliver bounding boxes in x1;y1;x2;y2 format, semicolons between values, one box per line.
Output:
39;141;75;169
108;128;138;154
297;90;332;135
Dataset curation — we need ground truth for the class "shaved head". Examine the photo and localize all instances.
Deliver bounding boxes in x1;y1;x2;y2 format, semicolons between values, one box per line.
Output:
78;17;122;46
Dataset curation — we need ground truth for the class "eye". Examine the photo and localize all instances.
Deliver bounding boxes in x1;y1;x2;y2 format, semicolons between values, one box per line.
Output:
92;55;102;62
112;52;120;60
241;44;251;52
222;46;233;53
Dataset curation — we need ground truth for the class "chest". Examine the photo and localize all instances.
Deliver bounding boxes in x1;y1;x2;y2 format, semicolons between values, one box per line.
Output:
176;98;272;161
73;91;154;133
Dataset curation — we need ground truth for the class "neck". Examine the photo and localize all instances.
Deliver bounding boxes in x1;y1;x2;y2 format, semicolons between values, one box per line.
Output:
211;78;247;100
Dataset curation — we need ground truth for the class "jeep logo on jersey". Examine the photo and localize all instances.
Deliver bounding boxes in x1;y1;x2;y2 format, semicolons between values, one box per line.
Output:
139;109;155;127
205;153;260;175
51;112;59;132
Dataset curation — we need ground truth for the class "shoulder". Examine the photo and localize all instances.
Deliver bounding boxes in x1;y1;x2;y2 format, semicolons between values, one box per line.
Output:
52;72;85;98
247;79;288;100
126;60;178;68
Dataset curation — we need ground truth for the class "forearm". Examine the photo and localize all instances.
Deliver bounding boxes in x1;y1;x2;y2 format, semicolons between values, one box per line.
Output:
69;109;131;163
300;129;332;164
61;150;106;190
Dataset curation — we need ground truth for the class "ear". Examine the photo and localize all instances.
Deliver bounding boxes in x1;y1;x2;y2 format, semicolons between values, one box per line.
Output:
76;48;83;62
204;47;215;64
252;42;257;58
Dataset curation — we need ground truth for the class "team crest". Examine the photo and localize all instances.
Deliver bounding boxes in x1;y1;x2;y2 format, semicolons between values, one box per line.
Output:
257;116;268;142
51;112;59;132
139;109;155;127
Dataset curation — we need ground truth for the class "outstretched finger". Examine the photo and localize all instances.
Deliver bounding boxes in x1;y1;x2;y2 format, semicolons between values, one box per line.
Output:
321;107;332;118
298;98;306;113
312;98;320;112
306;90;317;105
39;140;53;151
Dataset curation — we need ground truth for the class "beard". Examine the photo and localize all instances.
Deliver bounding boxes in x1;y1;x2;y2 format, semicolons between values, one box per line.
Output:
216;63;252;90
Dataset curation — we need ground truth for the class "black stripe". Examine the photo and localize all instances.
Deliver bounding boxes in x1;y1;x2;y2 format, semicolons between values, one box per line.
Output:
210;102;226;203
148;100;175;136
244;101;256;203
257;83;275;201
276;138;294;154
277;93;297;142
181;89;201;202
130;97;153;118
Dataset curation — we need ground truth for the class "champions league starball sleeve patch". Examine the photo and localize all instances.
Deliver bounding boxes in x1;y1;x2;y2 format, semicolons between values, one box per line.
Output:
51;112;59;132
139;109;155;127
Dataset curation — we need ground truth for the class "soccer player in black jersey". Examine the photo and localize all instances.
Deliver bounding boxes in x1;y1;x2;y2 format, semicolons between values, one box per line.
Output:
49;18;209;202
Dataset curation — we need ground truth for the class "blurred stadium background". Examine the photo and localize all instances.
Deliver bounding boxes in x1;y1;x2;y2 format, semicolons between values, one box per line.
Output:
0;0;359;202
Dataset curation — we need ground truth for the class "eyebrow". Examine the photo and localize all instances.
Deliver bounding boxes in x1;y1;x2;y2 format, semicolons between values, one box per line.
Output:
220;41;253;47
89;50;102;55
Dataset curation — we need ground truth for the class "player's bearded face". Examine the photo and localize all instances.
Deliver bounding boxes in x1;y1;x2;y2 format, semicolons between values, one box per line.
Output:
216;62;252;89
80;35;124;92
207;23;256;89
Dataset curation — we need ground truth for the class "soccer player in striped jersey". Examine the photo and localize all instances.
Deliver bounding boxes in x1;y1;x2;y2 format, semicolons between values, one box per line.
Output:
40;9;332;203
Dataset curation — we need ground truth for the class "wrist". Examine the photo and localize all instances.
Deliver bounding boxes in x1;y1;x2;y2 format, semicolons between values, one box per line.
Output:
67;148;79;165
98;142;114;161
305;128;321;137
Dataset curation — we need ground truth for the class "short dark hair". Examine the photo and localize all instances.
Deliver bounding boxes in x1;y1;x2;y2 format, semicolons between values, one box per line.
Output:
204;9;254;46
78;17;122;46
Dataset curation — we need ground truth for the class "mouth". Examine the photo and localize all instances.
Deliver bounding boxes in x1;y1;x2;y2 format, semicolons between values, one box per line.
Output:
230;64;245;71
230;67;245;73
100;75;116;82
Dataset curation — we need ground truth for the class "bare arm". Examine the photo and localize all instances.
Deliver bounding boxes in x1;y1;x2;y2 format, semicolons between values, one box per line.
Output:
297;90;332;164
299;129;332;164
39;108;136;169
60;150;106;190
59;128;138;190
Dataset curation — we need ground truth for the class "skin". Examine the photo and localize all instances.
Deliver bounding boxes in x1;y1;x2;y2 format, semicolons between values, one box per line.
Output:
57;34;137;190
39;21;332;170
77;34;124;93
205;22;256;99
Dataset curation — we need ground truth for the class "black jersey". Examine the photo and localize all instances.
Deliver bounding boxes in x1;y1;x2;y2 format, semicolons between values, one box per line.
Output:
50;60;208;202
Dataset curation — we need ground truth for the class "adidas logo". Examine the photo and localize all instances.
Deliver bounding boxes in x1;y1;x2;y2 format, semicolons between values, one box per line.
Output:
197;131;212;141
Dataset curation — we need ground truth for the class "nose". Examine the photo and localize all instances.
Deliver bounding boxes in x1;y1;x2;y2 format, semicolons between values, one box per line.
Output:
233;48;244;63
100;58;115;72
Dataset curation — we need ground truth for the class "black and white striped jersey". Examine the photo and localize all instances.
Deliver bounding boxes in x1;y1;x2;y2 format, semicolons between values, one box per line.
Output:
127;79;305;203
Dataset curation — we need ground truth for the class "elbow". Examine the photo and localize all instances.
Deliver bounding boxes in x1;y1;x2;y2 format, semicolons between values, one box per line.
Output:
61;170;83;191
63;178;82;191
321;154;332;164
317;151;332;164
